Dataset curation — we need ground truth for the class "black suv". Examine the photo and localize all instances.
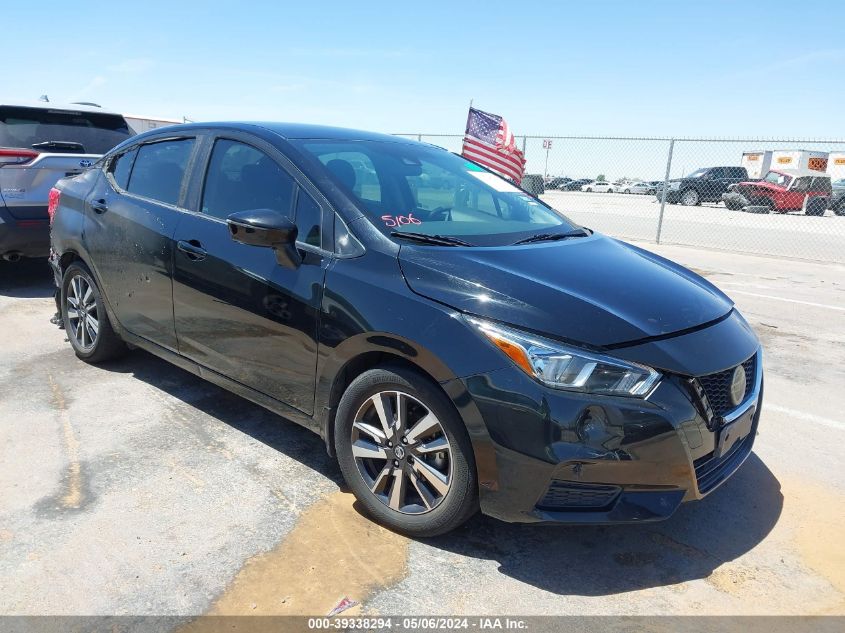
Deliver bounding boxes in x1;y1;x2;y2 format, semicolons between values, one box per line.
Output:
49;123;763;536
662;166;749;206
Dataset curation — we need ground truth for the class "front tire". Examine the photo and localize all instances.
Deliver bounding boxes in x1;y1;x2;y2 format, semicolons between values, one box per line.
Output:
334;366;478;537
61;262;127;363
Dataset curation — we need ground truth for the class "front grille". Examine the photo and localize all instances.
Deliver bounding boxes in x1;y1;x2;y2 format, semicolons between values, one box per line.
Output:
537;481;621;511
697;354;756;418
694;431;754;494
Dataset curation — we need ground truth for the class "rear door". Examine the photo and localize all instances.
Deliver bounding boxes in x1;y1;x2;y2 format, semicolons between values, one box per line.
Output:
84;135;197;350
0;105;131;222
171;132;331;415
786;176;813;210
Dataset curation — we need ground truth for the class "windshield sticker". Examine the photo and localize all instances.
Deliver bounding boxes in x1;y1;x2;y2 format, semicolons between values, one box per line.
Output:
464;161;484;172
382;213;422;228
467;171;521;192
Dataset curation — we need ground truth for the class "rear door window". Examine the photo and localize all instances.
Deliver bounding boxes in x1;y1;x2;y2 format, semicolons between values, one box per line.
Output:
0;105;132;154
811;177;832;193
201;139;295;220
109;148;137;190
127;138;195;206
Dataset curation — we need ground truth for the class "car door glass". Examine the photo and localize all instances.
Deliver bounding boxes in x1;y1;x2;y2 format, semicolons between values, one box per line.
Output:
811;177;832;194
792;177;811;192
202;139;295;220
294;188;322;248
316;151;381;204
110;147;137;190
127;138;194;206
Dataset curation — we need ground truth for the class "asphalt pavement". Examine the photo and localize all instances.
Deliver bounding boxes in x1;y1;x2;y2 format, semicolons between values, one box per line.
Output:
0;244;843;619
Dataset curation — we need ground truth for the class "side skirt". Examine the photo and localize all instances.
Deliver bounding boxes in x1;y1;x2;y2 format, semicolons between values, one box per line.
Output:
119;329;321;437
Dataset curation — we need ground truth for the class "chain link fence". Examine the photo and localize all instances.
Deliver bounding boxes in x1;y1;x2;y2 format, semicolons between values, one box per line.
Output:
396;134;845;263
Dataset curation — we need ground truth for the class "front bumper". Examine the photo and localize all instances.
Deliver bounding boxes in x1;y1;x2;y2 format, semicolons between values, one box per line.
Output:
458;348;763;524
0;205;50;257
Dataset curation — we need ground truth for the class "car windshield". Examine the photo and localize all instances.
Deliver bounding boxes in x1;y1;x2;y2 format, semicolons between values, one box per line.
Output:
686;168;709;179
0;106;131;155
293;139;577;246
762;170;792;187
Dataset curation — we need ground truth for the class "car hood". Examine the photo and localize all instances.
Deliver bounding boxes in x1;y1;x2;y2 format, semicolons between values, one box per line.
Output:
398;234;733;347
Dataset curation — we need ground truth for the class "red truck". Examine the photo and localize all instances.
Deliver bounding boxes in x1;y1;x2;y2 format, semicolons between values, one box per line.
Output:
722;168;832;215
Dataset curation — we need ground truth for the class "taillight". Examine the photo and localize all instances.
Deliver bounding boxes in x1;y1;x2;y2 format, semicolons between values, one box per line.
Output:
0;147;39;166
48;187;61;225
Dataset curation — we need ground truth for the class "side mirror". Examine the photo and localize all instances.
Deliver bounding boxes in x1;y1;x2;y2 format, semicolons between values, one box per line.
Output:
227;209;301;269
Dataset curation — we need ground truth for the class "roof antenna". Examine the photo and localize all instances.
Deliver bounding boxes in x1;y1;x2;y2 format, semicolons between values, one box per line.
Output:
39;94;50;102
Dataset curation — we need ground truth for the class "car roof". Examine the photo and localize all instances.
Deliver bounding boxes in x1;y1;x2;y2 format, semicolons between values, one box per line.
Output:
773;168;830;178
169;121;417;144
0;100;124;116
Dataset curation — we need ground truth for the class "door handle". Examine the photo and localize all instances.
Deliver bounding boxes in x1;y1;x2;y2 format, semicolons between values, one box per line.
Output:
177;239;208;261
90;199;108;214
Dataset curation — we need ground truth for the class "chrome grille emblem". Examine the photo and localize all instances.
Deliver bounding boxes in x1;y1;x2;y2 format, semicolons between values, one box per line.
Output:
729;365;747;407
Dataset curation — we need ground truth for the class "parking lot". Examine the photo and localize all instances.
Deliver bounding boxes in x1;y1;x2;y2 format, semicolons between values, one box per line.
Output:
541;191;845;263
1;243;843;619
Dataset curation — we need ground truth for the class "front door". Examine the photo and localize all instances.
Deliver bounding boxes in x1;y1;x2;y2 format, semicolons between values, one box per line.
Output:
84;136;196;350
172;136;329;415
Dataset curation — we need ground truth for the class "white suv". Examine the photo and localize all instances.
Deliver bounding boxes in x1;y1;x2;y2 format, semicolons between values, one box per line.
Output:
0;102;132;260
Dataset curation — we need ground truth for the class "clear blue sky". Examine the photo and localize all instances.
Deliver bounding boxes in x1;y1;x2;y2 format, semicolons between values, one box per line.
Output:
3;0;844;139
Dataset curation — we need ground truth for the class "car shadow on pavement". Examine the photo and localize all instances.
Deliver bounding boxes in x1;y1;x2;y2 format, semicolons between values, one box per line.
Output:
97;348;782;598
0;259;55;298
100;349;344;487
425;453;782;596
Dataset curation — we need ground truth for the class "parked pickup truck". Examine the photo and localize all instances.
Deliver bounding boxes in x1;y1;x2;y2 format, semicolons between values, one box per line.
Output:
660;166;748;206
722;169;832;215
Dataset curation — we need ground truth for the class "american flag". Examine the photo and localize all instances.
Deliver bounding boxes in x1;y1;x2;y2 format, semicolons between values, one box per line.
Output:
461;107;526;183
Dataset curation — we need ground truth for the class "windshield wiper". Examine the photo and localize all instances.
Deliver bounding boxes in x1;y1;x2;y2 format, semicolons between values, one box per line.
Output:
31;141;86;153
391;231;474;247
511;229;590;245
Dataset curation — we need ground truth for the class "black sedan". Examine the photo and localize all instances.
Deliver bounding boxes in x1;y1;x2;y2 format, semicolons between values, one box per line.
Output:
48;122;763;536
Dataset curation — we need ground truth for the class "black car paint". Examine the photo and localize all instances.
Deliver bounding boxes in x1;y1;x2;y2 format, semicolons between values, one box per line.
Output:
50;122;763;525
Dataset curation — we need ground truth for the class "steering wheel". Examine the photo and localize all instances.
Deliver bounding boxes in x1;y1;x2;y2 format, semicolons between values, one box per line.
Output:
427;206;452;221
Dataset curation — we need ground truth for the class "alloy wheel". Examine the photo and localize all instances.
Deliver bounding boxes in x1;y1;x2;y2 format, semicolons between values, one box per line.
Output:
66;274;99;351
351;390;452;514
682;189;699;205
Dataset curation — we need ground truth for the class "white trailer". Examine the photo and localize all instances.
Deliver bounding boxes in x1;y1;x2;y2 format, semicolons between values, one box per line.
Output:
827;152;845;181
771;149;828;172
741;151;772;179
124;114;183;135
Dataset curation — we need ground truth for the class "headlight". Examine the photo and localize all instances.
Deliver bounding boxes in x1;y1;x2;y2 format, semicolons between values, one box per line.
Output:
669;181;681;190
465;317;661;397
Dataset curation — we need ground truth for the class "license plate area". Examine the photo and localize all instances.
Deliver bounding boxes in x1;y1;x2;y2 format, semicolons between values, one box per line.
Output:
715;404;755;458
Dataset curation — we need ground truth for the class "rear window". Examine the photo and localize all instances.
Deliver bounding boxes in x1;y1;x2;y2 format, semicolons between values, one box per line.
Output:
0;106;131;154
811;177;832;193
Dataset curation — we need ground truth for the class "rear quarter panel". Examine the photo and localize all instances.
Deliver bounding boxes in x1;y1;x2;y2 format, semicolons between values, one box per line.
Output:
51;168;102;265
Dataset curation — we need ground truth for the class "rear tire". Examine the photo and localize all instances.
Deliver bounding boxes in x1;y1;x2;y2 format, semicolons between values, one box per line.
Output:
805;197;828;217
61;262;128;363
334;366;478;537
680;188;700;206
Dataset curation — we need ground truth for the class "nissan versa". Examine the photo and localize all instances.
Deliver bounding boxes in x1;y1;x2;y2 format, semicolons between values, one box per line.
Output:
49;123;763;537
